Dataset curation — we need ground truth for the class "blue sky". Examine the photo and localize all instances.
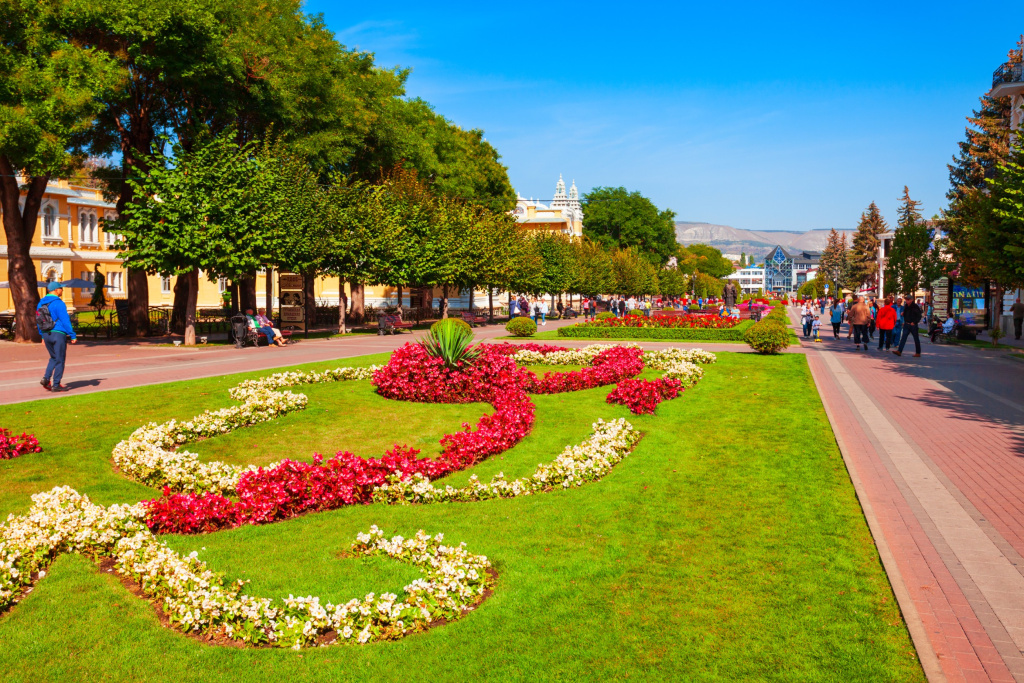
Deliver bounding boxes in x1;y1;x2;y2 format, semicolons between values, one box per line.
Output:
308;1;1019;232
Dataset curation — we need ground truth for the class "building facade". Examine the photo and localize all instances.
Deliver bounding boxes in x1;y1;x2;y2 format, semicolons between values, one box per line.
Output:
762;245;820;293
725;266;766;294
513;175;583;238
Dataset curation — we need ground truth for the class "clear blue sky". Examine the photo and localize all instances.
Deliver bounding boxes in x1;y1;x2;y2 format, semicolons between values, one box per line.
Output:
307;0;1020;232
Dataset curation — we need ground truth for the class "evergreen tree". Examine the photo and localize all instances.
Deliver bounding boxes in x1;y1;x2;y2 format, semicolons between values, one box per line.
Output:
986;132;1024;288
886;187;941;296
740;251;747;267
819;228;849;294
848;202;888;291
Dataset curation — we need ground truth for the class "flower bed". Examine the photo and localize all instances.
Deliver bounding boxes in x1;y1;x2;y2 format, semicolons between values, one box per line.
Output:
606;379;683;415
374;419;641;504
0;429;42;460
0;487;492;648
557;320;753;341
589;314;738;329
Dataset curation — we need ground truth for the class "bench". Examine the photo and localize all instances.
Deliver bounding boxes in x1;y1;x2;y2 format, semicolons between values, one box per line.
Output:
378;314;414;335
460;311;488;326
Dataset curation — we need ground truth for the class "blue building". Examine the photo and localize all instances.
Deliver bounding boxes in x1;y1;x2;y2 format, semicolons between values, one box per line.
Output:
762;246;820;293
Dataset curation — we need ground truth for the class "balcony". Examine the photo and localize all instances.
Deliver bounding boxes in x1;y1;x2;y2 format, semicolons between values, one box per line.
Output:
992;62;1024;97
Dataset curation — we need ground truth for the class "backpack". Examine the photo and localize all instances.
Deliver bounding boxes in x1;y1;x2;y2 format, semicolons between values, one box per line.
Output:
36;300;55;332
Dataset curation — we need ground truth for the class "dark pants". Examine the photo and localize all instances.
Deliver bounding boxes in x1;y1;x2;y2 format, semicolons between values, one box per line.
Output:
853;324;868;346
802;320;812;337
897;323;921;354
832;322;841;337
868;320;876;338
1015;317;1023;340
41;330;68;386
877;328;893;350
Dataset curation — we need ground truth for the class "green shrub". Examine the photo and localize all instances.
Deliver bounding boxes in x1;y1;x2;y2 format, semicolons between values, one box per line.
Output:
596;311;616;321
744;319;790;354
505;317;537;337
558;320;753;341
430;318;471;335
627;309;645;317
687;304;700;312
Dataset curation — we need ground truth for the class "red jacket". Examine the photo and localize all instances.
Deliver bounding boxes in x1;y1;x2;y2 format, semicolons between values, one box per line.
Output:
876;305;897;331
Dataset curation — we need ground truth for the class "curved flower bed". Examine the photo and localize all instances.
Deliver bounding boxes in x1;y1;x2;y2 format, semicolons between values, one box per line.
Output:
0;487;492;648
606;378;683;415
0;429;42;460
374;418;640;505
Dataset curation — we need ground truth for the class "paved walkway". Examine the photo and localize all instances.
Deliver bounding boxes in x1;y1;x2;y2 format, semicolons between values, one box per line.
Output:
790;307;1024;682
0;318;752;405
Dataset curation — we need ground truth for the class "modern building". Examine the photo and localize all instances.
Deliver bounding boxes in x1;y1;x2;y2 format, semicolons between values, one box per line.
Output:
725;266;766;295
762;245;820;293
513;175;583;238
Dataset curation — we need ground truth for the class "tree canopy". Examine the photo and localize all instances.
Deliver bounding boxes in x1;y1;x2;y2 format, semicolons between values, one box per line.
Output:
582;187;677;265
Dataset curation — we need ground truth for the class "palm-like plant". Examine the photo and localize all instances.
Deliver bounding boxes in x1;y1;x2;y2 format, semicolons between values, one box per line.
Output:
420;319;482;370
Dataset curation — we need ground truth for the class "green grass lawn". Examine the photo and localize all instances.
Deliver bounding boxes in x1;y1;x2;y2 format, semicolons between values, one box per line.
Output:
0;351;923;682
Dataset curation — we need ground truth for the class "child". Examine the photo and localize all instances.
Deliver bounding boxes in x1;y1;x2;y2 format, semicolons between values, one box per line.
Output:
812;315;822;342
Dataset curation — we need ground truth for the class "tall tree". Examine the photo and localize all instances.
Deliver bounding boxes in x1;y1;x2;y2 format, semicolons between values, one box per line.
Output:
848;202;888;291
886;187;941;296
574;238;615;297
582;187;677;265
680;243;733;278
819;228;849;294
0;0;119;342
985;133;1024;289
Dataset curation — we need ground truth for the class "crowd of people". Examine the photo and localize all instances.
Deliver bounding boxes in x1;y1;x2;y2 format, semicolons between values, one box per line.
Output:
508;294;748;324
797;294;925;357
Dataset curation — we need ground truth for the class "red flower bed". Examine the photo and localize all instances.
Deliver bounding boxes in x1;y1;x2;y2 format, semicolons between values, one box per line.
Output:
606;378;683;415
521;346;645;394
0;429;42;460
590;314;737;329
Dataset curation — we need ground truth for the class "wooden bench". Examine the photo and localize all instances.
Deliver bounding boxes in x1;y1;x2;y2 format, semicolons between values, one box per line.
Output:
378;314;414;335
460;311;488;326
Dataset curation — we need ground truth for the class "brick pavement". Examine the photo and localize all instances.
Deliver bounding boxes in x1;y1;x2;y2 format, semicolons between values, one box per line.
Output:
792;307;1024;682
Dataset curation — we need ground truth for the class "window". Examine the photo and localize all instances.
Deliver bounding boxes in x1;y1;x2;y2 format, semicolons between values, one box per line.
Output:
161;276;172;294
80;271;96;292
79;211;98;243
218;278;228;293
108;272;123;293
103;211;118;246
42;205;58;239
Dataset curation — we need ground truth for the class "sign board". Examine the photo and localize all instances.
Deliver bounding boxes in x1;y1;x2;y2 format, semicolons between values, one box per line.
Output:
278;272;304;325
930;277;949;319
951;283;985;326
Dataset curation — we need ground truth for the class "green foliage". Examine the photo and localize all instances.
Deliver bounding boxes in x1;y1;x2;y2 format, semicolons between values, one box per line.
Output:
430;318;471;335
505;316;537;337
596;312;616;321
691;272;725;299
657;266;687;298
611;247;659;295
627;309;645;317
986;133;1024;288
798;279;826;299
679;244;733;279
688;304;700;311
819;228;850;294
582;187;677;265
744;319;790;354
848;203;887;290
574;238;615;297
886;187;942;295
419;319;481;369
558;320;753;341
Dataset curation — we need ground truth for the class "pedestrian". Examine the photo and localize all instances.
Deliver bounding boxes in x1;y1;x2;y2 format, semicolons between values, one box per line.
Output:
893;297;923;357
1012;297;1024;340
868;299;877;340
811;315;821;341
530;298;539;323
539;298;548;325
801;303;813;337
875;297;897;350
848;295;871;350
829;301;844;338
37;281;77;392
556;299;564;319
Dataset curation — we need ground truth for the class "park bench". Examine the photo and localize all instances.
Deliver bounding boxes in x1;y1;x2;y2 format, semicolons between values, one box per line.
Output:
460;311;488;326
377;314;414;335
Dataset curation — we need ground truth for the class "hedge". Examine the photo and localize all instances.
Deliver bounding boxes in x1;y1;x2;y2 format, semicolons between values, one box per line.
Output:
557;320;754;341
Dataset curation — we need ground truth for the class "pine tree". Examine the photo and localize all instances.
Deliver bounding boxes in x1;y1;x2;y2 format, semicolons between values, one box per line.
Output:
819;228;849;294
986;133;1024;288
848;202;887;291
887;187;941;295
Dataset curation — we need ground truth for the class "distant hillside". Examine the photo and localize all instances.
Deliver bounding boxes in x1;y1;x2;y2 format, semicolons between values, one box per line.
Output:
675;222;855;260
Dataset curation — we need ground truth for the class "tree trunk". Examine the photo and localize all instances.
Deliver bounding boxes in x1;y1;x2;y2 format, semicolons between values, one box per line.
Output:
170;274;188;334
228;280;240;315
508;291;513;319
338;277;347;334
238;271;257;313
348;279;364;324
265;268;274;314
468;285;474;313
441;285;449;319
184;268;199;346
396;283;403;312
0;164;46;343
488;287;494;322
127;270;150;337
304;272;316;330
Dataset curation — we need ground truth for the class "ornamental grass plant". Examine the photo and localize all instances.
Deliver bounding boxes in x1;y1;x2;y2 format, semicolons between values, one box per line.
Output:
420;319;482;370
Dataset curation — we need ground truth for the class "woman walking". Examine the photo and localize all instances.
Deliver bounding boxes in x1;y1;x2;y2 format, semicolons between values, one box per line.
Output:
875;297;897;350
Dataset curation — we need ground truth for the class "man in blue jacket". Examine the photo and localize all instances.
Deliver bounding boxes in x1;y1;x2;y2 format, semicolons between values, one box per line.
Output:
37;281;77;392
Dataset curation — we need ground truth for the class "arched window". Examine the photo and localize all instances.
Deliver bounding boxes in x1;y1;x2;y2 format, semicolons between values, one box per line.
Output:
79;212;88;243
42;205;57;239
89;213;98;243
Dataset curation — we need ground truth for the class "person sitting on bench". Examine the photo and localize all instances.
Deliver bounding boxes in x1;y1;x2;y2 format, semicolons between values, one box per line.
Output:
245;308;285;347
256;308;287;347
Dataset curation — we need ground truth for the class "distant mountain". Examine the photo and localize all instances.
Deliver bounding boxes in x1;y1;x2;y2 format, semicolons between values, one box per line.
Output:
675;222;855;260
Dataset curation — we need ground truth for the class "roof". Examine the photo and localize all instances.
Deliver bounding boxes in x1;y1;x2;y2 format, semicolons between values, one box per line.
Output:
68;197;116;209
521;217;570;224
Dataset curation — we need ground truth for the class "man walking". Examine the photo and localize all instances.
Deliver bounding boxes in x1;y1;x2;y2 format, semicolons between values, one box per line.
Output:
894;297;923;357
1012;296;1024;340
848;295;871;350
829;299;844;339
37;281;77;392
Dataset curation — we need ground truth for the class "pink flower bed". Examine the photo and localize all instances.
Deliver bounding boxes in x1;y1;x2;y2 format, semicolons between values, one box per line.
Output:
144;342;646;534
0;429;42;460
606;378;683;415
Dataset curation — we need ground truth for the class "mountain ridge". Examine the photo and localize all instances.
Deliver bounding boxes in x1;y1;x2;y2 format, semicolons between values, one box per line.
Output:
675;221;856;259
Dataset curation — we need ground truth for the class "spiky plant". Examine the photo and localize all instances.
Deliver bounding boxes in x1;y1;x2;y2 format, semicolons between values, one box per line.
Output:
420;318;482;370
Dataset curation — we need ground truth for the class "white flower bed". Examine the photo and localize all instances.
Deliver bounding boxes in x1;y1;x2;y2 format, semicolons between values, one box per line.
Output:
511;344;635;366
0;487;490;648
112;366;378;495
373;418;641;505
642;348;717;367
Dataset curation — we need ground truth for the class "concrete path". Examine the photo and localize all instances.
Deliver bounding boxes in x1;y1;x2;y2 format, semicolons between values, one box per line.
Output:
0;317;753;406
790;306;1024;682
